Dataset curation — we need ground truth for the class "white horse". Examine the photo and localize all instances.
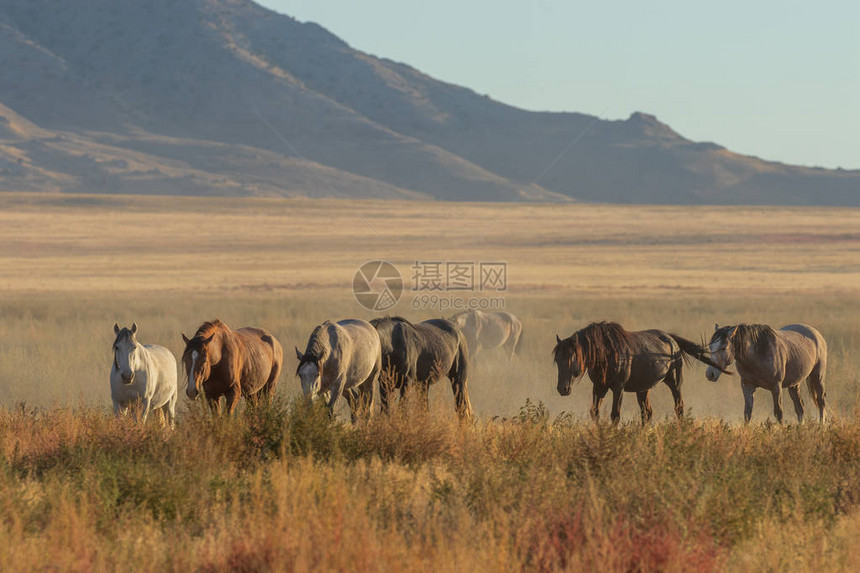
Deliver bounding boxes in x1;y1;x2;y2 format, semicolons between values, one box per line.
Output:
295;319;381;421
449;310;523;359
110;323;178;428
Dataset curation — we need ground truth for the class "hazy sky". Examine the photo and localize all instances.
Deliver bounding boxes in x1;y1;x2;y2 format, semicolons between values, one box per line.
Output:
259;1;858;169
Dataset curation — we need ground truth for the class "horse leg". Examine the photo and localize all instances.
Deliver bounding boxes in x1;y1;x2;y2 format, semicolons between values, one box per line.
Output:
138;397;151;425
162;402;175;430
349;368;377;423
770;384;784;424
379;363;400;415
417;380;431;413
326;377;345;417
741;382;755;424
806;361;827;423
207;396;222;415
636;391;652;425
590;385;608;421
450;375;472;421
666;359;685;418
113;399;123;419
344;387;360;423
378;370;392;415
224;388;242;415
450;346;472;420
787;385;804;423
609;387;624;425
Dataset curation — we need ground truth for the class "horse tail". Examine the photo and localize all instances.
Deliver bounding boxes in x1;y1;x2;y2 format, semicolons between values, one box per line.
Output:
512;319;524;357
451;332;472;419
667;333;730;373
807;334;828;422
261;334;282;399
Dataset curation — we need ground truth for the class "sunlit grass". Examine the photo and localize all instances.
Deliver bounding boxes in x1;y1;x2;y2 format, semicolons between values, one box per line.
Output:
4;402;860;571
0;193;858;570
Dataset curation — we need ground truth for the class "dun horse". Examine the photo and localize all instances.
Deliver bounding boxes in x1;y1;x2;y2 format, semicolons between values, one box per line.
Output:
450;310;523;359
371;316;472;419
706;323;828;423
553;321;726;423
110;323;178;428
295;319;380;421
181;320;283;414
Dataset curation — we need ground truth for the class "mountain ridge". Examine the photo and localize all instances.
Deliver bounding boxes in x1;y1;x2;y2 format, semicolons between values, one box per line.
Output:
0;0;857;205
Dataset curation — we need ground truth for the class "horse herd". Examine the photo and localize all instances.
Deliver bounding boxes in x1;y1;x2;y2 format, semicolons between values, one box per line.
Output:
110;309;828;428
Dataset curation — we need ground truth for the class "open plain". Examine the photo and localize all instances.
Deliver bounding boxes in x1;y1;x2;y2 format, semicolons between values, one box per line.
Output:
1;193;859;571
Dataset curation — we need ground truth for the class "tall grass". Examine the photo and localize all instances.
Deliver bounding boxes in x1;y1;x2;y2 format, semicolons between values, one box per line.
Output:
3;400;860;571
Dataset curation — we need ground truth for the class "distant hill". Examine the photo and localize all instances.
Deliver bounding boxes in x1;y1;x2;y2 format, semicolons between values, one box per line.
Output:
0;0;858;204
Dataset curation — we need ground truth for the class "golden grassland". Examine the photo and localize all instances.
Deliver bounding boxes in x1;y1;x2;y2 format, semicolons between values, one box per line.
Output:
0;192;859;571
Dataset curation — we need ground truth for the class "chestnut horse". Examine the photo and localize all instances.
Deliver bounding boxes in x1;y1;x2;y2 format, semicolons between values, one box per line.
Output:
181;320;283;414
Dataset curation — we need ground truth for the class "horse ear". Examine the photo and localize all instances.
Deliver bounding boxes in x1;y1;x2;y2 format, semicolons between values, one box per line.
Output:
130;322;138;335
114;323;120;335
203;334;215;345
295;346;303;361
556;334;562;344
714;323;719;330
181;333;191;345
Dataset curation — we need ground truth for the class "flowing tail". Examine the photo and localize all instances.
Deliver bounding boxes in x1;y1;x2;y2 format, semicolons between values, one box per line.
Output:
668;333;733;374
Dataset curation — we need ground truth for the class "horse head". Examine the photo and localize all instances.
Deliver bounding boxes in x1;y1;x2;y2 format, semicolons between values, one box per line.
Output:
112;322;140;384
552;333;583;396
182;330;216;400
295;346;323;399
705;323;737;382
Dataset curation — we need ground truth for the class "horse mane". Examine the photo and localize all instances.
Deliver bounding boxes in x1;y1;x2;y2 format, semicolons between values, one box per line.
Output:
194;319;229;339
182;319;231;361
113;327;135;346
730;323;779;360
370;316;412;327
297;323;331;373
553;321;634;374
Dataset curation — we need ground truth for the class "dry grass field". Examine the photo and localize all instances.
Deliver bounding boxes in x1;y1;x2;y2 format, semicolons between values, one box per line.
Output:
0;192;859;571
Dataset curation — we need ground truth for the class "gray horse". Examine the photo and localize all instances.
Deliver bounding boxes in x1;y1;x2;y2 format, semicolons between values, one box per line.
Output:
110;323;178;428
706;323;828;423
449;310;523;359
295;319;381;421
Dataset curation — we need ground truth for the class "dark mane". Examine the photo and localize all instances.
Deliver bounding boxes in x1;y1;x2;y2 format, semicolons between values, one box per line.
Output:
296;323;331;373
553;321;634;375
712;323;779;360
370;316;412;327
112;327;134;346
734;324;778;359
710;325;735;345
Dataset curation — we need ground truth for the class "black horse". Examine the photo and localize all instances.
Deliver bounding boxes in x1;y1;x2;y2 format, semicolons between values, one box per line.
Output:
552;321;727;423
370;316;472;418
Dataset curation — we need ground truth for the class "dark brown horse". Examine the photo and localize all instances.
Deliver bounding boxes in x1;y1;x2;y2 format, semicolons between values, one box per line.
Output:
553;321;726;423
181;320;283;414
370;316;472;419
